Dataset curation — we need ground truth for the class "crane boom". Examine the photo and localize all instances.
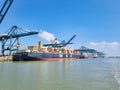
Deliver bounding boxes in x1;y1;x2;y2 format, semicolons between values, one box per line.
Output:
63;34;76;47
0;25;39;56
43;34;76;48
0;0;14;24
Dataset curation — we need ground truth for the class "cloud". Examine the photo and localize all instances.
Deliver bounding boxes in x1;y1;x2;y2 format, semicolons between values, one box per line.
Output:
89;41;120;56
38;30;55;42
90;41;119;48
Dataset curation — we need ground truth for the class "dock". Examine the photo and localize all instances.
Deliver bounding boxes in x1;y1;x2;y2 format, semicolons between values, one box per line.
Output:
0;56;13;62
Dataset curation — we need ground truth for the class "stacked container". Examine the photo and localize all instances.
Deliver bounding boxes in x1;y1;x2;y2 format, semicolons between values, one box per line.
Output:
28;46;38;51
54;48;58;53
48;47;55;53
73;50;77;54
62;48;67;53
41;48;47;52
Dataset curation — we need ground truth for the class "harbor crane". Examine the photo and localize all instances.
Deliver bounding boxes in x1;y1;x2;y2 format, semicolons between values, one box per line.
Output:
76;46;105;58
43;34;76;48
0;0;14;24
0;25;39;56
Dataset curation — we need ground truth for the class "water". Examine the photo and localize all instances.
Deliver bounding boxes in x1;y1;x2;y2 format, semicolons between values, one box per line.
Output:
0;58;120;90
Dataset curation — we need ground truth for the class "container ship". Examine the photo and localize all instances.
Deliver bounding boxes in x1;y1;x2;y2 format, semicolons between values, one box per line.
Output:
13;41;81;61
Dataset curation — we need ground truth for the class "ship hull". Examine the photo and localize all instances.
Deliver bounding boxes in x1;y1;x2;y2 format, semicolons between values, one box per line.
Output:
13;52;80;61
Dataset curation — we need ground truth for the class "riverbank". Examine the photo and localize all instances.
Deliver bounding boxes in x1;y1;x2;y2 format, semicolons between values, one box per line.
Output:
0;56;13;62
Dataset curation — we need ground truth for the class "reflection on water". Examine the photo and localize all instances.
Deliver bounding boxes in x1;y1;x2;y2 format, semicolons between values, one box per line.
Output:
0;58;120;90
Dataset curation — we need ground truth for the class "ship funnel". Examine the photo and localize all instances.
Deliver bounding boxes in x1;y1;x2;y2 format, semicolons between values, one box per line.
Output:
38;41;43;49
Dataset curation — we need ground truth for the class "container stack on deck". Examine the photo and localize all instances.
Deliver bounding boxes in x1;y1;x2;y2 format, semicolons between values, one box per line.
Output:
12;41;81;61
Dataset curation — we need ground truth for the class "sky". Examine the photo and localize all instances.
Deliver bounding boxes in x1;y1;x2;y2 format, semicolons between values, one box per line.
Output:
0;0;120;56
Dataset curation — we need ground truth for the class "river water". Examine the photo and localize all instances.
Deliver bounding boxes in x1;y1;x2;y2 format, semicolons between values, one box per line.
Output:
0;58;120;90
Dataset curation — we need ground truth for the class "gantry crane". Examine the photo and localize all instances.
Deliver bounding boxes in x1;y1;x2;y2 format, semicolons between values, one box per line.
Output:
76;46;106;58
43;34;76;48
0;0;14;24
0;25;39;56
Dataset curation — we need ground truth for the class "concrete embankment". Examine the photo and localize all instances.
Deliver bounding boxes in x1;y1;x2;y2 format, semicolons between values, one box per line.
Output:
0;56;13;62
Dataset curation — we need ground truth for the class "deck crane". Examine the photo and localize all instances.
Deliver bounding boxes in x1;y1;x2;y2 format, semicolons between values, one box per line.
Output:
43;34;76;48
0;0;14;24
0;25;39;56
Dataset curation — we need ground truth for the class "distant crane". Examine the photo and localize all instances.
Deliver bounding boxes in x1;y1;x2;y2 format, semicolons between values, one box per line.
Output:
76;46;105;58
43;34;76;48
0;0;14;24
0;25;39;56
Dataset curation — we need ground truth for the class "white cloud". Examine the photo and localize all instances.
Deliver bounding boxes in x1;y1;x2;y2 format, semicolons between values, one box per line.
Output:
89;41;120;56
38;30;55;42
107;42;119;48
90;41;119;48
